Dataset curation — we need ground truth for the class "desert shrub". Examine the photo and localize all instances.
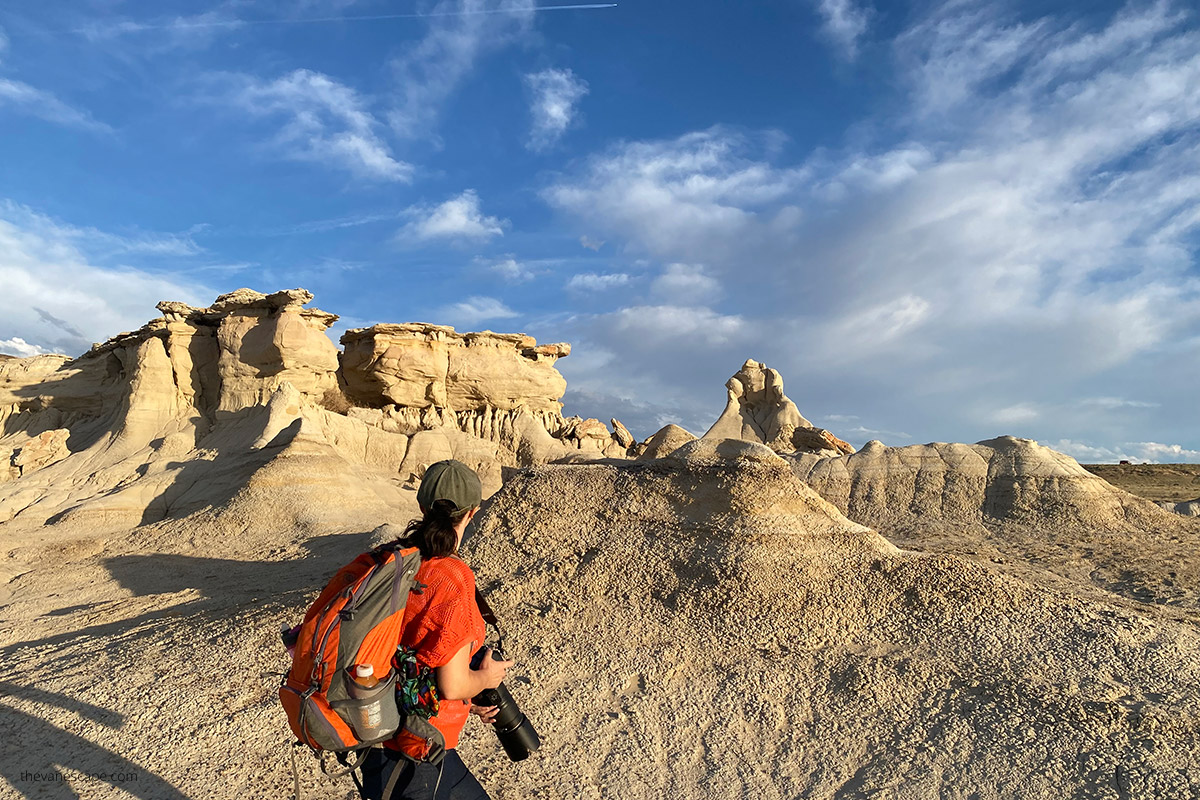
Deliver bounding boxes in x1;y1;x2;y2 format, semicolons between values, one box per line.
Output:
318;388;354;415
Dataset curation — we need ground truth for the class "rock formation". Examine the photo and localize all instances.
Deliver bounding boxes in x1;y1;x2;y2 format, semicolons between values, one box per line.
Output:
637;423;697;460
0;289;639;528
1160;497;1200;517
703;359;854;456
339;323;570;413
789;436;1175;530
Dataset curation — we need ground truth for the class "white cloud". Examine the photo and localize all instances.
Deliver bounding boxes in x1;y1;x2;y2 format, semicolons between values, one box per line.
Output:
490;257;534;283
991;404;1040;425
74;11;245;54
437;296;519;327
525;67;589;151
400;190;506;241
0;201;203;258
1051;439;1136;463
814;0;872;60
545;2;1200;456
611;305;744;346
1135;442;1200;462
1051;439;1200;464
223;69;411;182
650;263;721;305
0;337;54;358
545;128;806;265
580;235;605;251
388;0;534;139
566;272;631;293
0;204;213;356
1079;397;1160;410
842;425;912;442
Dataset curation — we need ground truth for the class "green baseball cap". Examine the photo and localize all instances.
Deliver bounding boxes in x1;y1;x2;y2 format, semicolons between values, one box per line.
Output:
417;459;482;513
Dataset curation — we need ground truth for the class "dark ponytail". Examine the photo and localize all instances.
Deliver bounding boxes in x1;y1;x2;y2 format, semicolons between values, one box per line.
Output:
402;498;471;558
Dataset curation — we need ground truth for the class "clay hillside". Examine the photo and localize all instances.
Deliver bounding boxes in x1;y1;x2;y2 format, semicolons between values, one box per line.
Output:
1;289;1198;799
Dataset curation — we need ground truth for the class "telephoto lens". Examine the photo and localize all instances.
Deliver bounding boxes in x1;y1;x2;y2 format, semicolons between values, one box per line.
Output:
472;647;541;762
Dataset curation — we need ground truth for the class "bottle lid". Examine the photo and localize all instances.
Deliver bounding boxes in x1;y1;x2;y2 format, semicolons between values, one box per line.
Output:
355;664;374;678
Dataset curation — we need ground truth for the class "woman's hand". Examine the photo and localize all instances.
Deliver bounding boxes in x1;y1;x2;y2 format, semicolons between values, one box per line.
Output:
436;643;515;700
475;646;514;690
470;704;499;724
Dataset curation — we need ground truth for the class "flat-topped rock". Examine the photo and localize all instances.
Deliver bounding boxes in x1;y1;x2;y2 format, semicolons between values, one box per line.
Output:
340;323;570;413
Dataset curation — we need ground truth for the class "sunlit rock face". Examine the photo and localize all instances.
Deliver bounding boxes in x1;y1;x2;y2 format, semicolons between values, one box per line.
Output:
339;323;570;414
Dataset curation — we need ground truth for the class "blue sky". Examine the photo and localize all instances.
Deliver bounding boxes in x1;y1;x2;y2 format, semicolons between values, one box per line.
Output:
1;0;1198;463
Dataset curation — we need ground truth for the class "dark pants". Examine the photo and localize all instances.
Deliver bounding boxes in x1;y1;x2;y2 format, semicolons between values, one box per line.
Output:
358;748;489;800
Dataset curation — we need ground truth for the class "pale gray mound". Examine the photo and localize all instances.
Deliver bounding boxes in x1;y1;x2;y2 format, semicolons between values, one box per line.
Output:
789;437;1174;530
636;424;697;460
457;440;1200;799
788;437;1200;609
1159;498;1200;518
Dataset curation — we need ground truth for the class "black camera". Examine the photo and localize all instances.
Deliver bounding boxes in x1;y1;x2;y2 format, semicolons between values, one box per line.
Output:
471;647;541;762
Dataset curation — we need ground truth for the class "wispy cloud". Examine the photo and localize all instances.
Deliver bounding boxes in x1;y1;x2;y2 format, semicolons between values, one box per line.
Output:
525;67;588;150
1079;397;1160;410
268;211;402;236
73;10;246;52
0;78;114;132
489;257;535;282
566;272;631;292
611;305;745;346
0;201;203;258
813;0;872;60
437;295;520;327
0;25;111;133
399;190;506;241
650;263;720;305
388;0;536;139
219;69;411;182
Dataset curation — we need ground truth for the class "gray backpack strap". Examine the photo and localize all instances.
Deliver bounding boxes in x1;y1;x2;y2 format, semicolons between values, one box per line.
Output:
381;755;404;800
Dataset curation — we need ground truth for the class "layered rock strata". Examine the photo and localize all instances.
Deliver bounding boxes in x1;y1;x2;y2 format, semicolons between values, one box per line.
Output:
339;323;570;413
789;436;1177;529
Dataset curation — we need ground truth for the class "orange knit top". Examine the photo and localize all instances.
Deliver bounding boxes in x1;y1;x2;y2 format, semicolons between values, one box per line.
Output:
385;556;486;755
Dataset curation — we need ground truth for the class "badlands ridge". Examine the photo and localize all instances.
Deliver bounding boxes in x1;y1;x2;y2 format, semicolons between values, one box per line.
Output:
1;289;1198;799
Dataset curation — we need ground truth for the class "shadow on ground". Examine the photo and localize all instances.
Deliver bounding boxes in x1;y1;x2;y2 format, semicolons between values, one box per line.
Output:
0;530;377;799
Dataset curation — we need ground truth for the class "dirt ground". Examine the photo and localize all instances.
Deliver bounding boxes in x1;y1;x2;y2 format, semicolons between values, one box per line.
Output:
1083;464;1200;502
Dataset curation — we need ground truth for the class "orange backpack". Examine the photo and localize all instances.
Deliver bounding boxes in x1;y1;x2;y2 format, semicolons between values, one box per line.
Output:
280;542;424;755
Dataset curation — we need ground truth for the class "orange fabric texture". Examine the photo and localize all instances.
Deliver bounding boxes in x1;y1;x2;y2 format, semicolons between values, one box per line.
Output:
385;556;486;753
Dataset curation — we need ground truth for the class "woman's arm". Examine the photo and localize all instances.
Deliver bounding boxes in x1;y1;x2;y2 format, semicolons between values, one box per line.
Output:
435;642;513;701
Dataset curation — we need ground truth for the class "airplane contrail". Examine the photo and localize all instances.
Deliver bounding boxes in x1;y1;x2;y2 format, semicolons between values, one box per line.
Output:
74;4;618;34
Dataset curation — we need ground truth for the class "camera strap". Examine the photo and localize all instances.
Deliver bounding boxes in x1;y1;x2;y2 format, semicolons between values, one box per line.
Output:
475;588;505;651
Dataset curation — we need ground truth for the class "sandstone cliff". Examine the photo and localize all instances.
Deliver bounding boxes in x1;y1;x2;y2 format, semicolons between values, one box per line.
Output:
339;323;570;414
